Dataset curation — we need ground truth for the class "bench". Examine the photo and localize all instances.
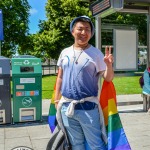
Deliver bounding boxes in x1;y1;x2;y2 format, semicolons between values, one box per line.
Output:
141;93;150;111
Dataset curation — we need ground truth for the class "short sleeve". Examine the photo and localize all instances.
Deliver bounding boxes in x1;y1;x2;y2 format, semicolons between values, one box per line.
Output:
95;51;106;73
57;52;63;67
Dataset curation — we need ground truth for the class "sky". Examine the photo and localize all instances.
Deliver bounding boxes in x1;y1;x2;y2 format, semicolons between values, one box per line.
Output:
28;0;47;34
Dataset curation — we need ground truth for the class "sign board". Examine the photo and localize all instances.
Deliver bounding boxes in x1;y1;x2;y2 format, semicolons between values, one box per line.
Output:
90;0;111;16
113;29;138;71
90;0;124;18
20;78;35;84
0;9;4;40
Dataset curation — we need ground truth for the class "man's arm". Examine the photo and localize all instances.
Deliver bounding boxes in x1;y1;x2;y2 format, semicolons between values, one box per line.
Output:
54;67;63;104
102;46;114;82
103;65;114;82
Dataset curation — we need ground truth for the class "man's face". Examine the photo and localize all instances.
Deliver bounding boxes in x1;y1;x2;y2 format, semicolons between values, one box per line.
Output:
72;21;92;46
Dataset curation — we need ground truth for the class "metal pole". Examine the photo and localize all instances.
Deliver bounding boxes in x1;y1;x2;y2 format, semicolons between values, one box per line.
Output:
95;16;102;91
147;7;150;67
95;16;101;50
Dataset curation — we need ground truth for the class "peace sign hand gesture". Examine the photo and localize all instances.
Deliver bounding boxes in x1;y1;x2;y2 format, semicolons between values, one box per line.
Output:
103;46;114;81
104;46;114;66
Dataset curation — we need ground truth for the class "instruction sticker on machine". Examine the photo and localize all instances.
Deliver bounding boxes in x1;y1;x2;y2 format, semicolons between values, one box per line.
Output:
16;90;39;96
20;78;35;83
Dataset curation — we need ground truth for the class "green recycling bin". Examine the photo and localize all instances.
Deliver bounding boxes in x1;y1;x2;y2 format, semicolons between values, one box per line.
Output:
11;55;42;123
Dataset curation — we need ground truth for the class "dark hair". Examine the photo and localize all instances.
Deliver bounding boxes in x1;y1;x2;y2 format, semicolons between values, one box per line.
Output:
72;18;92;31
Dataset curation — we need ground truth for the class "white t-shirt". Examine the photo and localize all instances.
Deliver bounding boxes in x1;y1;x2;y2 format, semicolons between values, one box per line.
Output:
57;45;106;100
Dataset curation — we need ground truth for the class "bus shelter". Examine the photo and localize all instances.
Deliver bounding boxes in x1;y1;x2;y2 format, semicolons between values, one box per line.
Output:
90;0;150;71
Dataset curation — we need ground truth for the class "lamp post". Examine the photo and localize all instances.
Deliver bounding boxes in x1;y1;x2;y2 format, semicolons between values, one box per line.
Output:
0;9;4;56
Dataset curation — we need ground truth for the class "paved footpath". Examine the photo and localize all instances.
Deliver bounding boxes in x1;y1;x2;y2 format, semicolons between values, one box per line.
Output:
0;94;150;150
117;94;150;150
0;100;51;150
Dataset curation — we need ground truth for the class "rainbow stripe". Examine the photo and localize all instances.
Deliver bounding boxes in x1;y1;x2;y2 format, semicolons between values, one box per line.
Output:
100;81;131;150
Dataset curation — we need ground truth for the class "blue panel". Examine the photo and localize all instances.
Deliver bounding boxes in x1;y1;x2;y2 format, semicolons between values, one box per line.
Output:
0;9;4;40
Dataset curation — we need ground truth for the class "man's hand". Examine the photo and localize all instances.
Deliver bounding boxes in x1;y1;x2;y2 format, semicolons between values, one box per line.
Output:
55;103;58;109
104;46;114;66
54;100;59;109
103;46;114;82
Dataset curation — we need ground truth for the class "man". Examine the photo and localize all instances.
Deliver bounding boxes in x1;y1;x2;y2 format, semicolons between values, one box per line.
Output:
54;16;114;150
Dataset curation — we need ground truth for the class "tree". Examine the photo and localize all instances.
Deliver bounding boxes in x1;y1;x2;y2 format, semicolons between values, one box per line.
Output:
18;0;146;61
34;0;147;60
0;0;30;57
33;0;93;59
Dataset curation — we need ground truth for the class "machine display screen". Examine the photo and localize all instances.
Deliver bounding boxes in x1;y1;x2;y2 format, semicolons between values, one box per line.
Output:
20;67;34;72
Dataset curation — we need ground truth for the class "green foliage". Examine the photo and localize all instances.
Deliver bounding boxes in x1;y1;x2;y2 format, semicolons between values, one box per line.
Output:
33;0;93;59
1;0;147;59
0;0;30;57
113;76;142;95
35;1;147;60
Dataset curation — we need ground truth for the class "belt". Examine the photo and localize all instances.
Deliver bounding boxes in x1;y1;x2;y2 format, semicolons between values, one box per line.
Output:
63;101;97;110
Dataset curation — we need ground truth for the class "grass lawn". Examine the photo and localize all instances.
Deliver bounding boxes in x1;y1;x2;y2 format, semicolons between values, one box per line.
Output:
42;75;143;99
113;76;142;95
42;75;57;99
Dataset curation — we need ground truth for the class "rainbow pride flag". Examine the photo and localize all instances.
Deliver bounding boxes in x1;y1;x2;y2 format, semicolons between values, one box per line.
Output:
48;79;57;132
48;79;131;150
100;80;131;150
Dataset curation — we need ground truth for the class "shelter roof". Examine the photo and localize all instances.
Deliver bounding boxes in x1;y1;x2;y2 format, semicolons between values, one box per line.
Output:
122;0;150;13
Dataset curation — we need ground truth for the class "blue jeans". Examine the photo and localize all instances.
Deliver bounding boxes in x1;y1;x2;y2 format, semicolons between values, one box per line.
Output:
61;104;106;150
